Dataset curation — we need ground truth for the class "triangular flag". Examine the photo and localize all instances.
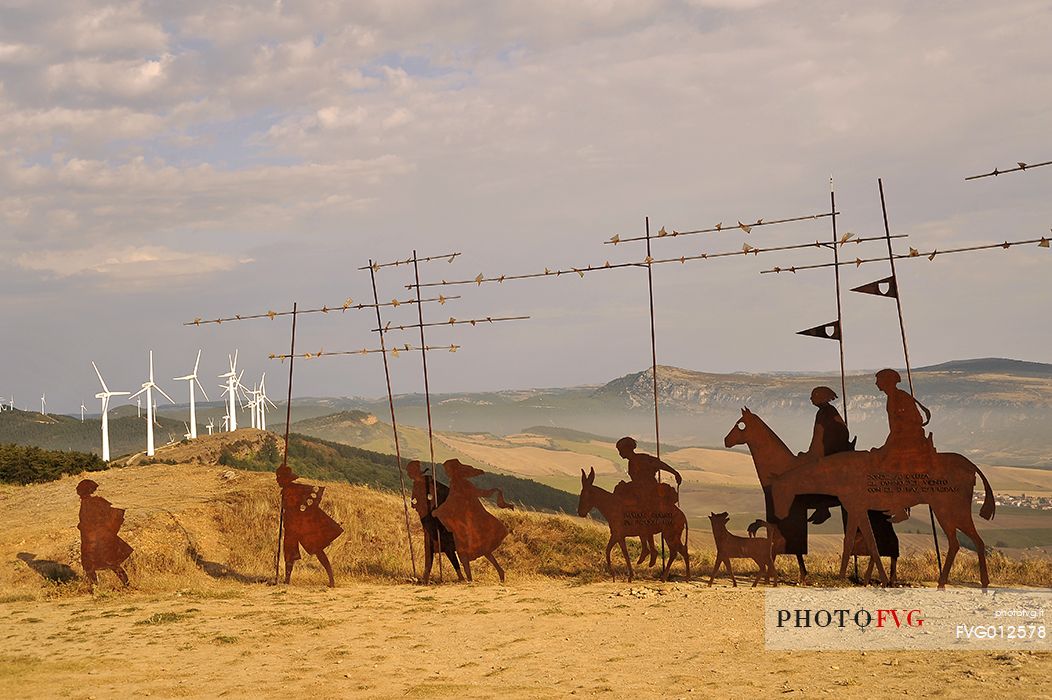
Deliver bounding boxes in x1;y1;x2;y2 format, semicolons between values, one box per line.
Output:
850;275;897;298
609;234;620;244
797;320;842;341
1039;238;1050;248
475;273;485;285
657;226;668;237
738;220;752;233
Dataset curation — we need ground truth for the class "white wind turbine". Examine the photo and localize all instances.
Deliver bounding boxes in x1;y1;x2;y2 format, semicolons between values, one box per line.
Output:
206;418;215;435
92;362;130;462
258;373;277;431
80;402;86;421
173;350;209;439
183;421;193;441
221;414;230;432
40;393;46;416
129;351;175;457
219;350;241;432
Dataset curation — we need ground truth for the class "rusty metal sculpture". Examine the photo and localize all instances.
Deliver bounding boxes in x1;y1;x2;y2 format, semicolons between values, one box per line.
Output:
756;377;997;588
727;407;904;580
76;479;132;590
707;512;777;587
276;465;343;587
578;466;690;582
406;460;464;584
432;459;513;583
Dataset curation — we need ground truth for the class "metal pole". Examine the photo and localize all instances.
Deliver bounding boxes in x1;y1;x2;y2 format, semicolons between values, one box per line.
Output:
878;178;943;574
274;302;298;585
829;183;858;579
370;261;418;581
645;217;668;569
412;250;443;581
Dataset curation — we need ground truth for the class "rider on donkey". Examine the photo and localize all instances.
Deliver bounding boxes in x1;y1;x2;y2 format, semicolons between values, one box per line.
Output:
613;436;682;518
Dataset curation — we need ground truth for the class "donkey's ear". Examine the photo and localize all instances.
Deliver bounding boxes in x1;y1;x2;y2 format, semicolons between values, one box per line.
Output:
740;407;746;416
744;406;751;414
587;466;596;483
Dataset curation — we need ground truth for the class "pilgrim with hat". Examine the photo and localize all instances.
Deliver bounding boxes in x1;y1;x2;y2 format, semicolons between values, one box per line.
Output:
432;458;513;582
76;479;132;590
276;465;343;587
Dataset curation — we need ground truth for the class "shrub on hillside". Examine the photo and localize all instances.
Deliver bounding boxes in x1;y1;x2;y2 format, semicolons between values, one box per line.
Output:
0;443;108;485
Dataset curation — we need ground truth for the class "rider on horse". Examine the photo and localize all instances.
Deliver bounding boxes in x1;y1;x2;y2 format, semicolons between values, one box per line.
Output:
874;368;935;522
799;386;853;525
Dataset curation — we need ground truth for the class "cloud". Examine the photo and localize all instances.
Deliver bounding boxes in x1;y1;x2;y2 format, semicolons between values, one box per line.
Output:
15;243;249;286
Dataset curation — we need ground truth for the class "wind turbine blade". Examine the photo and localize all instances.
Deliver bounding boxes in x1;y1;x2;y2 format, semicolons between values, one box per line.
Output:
92;362;109;392
129;386;148;400
149;350;155;382
195;377;209;401
193;349;202;376
156;385;176;404
110;391;131;397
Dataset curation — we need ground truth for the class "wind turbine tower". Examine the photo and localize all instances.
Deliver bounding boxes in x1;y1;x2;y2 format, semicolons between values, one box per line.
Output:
92;362;130;462
258;373;277;431
219;350;241;432
130;351;175;457
174;350;209;439
80;402;86;421
40;394;46;416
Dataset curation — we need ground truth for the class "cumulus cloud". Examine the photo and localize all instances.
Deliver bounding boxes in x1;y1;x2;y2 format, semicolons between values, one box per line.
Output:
16;244;248;284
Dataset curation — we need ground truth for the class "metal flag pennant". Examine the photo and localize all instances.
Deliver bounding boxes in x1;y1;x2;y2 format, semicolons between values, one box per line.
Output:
796;320;842;341
851;275;898;298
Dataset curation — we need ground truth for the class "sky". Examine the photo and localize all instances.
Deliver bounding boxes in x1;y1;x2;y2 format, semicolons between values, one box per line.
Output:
2;0;1051;413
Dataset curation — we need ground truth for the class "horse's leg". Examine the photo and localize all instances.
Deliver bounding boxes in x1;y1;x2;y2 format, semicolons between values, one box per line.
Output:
463;559;473;583
605;536;617;581
484;553;506;584
864;557;875;585
724;558;737;587
795;554;808;585
751;558;762;588
618;538;634;582
648;534;659;568
856;514;889;585
889;557;897;587
840;511;859;579
958;516;988;589
931;508;960;589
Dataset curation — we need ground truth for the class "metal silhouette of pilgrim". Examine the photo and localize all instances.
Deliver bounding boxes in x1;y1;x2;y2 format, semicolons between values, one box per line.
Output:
432;459;513;582
766;370;996;588
576;437;691;582
406;460;464;584
77;479;132;590
277;465;343;587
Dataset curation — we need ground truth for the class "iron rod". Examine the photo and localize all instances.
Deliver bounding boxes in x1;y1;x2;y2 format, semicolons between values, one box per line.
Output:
413;250;443;582
965;159;1052;181
878;178;943;575
370;260;418;581
274;302;298;585
607;211;838;244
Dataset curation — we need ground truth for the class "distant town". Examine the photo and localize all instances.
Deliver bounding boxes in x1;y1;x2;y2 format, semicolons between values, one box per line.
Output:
975;492;1052;511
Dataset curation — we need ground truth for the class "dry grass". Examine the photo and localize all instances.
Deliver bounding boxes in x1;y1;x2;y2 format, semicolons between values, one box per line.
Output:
1;462;1049;597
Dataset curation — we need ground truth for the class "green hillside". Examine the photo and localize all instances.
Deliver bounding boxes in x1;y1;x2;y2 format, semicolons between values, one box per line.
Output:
0;408;201;459
220;432;580;515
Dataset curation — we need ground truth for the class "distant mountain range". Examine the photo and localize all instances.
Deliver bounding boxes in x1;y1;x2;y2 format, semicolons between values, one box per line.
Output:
285;358;1052;467
9;357;1052;467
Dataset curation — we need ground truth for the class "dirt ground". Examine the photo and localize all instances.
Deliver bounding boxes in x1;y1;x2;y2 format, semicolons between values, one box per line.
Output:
1;580;1049;699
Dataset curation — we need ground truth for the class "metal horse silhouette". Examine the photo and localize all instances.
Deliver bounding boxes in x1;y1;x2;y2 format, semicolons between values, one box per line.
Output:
725;404;900;583
277;465;343;587
406;460;464;583
730;400;996;587
77;479;132;590
577;465;691;582
432;459;513;582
